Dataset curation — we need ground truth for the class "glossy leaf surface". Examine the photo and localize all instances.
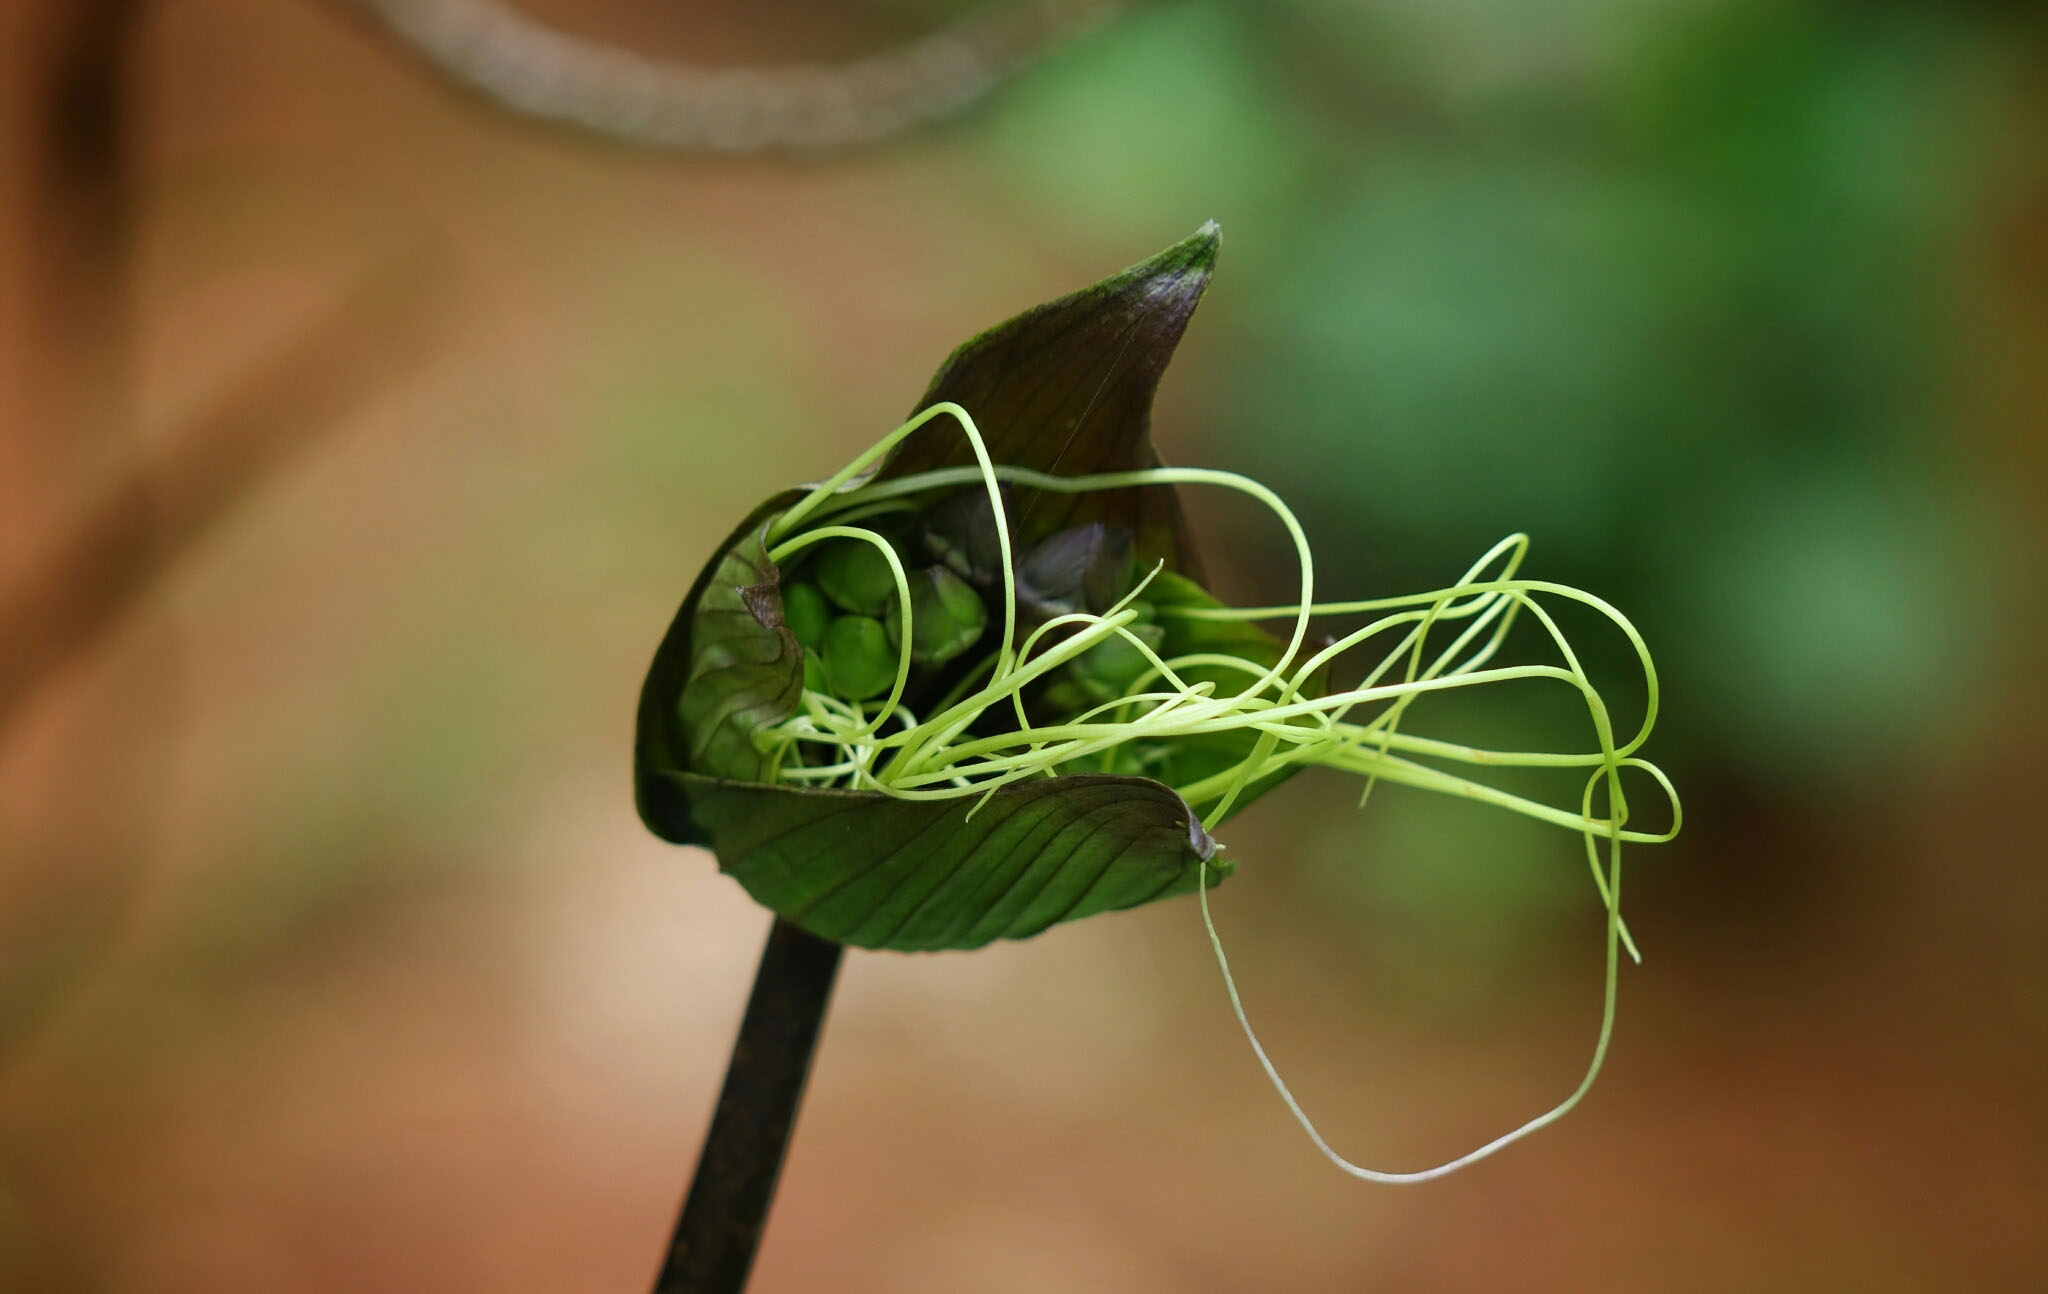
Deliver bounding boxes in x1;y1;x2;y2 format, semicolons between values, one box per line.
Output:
668;772;1227;951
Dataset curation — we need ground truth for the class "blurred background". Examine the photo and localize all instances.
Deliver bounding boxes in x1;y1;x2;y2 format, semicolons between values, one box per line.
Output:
2;0;2045;1289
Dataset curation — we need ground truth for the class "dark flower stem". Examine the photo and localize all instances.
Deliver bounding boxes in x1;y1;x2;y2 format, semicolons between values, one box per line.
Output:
654;918;844;1293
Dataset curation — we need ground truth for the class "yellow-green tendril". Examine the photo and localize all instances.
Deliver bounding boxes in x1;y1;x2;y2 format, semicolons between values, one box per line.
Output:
758;403;1682;1180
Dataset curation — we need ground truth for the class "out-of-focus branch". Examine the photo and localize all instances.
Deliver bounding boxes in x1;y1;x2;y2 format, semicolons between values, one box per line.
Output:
13;0;146;505
333;0;1128;152
0;257;461;738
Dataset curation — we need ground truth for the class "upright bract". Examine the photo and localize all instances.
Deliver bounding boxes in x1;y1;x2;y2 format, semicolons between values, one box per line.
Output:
635;226;1282;950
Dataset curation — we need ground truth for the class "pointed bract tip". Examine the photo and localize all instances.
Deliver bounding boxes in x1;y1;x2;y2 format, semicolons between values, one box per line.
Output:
1097;223;1217;323
1110;224;1220;295
1160;221;1220;277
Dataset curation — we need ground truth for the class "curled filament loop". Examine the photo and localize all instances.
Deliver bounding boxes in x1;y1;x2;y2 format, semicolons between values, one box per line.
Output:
761;403;1682;1179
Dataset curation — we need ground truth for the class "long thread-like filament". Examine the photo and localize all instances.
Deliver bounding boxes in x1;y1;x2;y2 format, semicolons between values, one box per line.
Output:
753;403;1681;1180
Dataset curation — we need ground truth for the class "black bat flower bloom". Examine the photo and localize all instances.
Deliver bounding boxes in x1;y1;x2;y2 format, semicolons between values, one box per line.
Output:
635;226;1680;1185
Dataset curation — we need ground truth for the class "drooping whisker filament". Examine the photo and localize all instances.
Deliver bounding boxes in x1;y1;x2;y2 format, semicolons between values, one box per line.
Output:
752;421;1677;978
642;230;1686;1195
738;400;1679;1180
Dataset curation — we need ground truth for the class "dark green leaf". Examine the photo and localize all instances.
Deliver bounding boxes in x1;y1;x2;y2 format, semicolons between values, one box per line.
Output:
668;771;1228;951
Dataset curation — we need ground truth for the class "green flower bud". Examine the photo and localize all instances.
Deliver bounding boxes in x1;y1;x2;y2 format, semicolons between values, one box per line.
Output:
1016;522;1135;620
1069;620;1167;704
815;538;899;615
920;486;1012;586
1036;676;1091;718
885;565;989;667
781;581;830;650
821;615;896;700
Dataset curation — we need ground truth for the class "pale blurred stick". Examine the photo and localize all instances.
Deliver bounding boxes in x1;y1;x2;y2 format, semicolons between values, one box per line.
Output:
654;918;843;1293
0;256;461;738
333;0;1129;152
5;0;148;715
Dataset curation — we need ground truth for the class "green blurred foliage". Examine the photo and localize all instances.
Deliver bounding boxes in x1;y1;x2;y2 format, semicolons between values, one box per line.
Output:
1213;0;2028;790
914;0;2042;932
983;1;1316;249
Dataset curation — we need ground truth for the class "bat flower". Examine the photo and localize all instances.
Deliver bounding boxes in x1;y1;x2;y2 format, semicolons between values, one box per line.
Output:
635;226;1681;1177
